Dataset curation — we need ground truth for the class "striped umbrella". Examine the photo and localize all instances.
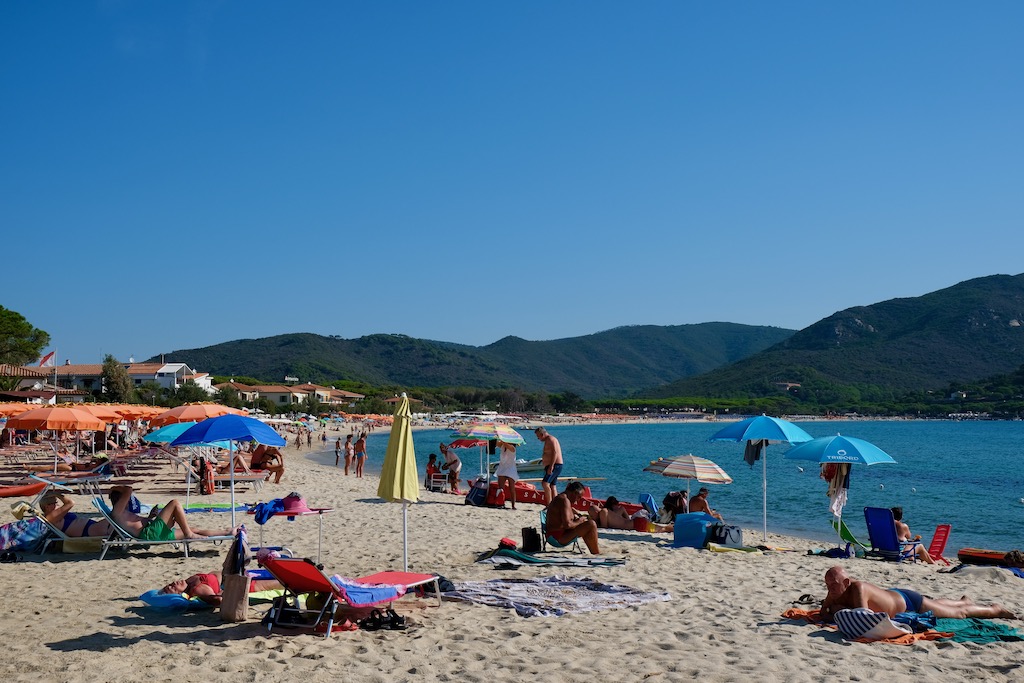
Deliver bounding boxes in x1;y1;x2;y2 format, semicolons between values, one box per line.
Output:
452;422;525;445
644;454;733;496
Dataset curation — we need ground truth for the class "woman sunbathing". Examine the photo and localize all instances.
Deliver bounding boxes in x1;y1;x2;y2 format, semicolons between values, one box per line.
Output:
159;571;282;606
39;492;113;538
588;496;635;530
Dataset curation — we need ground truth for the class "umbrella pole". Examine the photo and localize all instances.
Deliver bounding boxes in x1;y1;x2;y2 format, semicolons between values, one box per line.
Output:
402;501;409;572
761;441;768;542
229;441;237;528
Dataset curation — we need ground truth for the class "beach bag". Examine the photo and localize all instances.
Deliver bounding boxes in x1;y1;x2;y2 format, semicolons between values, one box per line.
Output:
220;528;251;622
464;477;489;507
711;524;744;548
521;527;542;553
486;483;506;508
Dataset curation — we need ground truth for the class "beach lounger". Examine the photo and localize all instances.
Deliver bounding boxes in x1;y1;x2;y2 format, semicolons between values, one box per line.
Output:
927;524;952;565
258;556;440;637
863;507;921;563
91;496;233;560
28;472;112;498
28;508;104;555
539;509;583;553
830;518;868;550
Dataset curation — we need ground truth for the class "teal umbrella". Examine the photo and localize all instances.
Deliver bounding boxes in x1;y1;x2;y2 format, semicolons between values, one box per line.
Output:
709;415;813;541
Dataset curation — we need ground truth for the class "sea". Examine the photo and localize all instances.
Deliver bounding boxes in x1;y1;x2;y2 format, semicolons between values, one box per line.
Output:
349;419;1024;553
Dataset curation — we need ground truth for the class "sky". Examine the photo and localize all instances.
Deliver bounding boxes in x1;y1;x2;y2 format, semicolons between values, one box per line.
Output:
3;2;1022;366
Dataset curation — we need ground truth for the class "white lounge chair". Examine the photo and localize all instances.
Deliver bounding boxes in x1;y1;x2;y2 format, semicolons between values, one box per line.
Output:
91;496;233;560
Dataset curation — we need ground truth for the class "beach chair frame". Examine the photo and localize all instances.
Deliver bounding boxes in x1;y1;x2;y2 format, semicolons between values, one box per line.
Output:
863;507;920;563
539;509;583;554
91;496;232;560
259;556;440;638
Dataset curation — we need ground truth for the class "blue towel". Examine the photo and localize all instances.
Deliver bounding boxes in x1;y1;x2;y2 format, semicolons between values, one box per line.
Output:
253;499;285;525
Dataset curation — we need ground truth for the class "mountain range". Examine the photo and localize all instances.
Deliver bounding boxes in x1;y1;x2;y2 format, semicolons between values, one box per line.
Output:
149;273;1024;399
148;323;794;397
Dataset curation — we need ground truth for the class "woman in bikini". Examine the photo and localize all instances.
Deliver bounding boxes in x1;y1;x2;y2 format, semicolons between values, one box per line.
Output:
39;492;113;538
159;571;283;606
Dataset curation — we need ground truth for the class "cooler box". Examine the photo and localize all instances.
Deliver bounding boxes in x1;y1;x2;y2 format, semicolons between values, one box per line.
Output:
465;477;489;506
486;482;506;507
673;512;719;548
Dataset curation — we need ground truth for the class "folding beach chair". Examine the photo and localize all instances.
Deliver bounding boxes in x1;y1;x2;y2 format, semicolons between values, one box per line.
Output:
29;509;104;555
91;496;233;560
259;556;440;638
927;524;952;565
863;507;920;563
539;509;583;553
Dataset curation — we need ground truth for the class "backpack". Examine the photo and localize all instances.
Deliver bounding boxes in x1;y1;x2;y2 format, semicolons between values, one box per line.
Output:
521;527;542;553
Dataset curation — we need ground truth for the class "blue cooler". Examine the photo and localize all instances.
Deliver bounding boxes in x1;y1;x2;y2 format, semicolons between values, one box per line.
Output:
673;512;718;548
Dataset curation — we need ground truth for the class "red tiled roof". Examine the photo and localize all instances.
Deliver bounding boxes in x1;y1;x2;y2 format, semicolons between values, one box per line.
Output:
1;364;47;378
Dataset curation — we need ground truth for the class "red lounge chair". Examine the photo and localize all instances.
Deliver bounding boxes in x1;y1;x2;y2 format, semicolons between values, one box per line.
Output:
259;556;440;637
927;524;952;566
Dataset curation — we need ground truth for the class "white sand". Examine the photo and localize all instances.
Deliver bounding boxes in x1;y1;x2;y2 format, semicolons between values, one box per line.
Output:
3;435;1022;683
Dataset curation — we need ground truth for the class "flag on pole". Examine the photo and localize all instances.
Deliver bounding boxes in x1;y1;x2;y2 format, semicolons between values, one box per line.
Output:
39;351;55;367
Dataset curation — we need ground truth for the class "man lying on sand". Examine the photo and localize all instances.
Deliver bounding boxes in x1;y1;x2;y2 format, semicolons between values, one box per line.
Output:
821;565;1016;621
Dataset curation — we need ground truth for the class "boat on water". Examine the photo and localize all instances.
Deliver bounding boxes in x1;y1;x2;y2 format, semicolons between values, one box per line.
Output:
488;458;545;475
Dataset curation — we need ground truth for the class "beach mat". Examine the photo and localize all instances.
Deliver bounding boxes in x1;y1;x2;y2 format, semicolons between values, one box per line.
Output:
477;547;625;567
446;575;670;617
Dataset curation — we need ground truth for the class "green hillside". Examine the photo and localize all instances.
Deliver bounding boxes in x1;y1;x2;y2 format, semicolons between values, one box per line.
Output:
645;273;1024;398
148;323;794;397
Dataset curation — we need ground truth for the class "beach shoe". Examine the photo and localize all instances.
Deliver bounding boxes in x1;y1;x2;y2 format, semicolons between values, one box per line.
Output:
384;608;407;630
0;551;21;564
357;609;385;631
793;594;818;606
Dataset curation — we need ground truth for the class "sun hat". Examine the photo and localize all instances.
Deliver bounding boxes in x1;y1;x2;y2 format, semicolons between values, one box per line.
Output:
282;492;314;516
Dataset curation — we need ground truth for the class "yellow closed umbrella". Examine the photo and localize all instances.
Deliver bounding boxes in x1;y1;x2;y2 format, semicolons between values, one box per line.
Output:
376;394;419;571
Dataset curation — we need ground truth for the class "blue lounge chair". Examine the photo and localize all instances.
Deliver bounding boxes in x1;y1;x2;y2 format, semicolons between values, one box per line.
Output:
638;493;659;520
539;509;582;553
863;507;921;563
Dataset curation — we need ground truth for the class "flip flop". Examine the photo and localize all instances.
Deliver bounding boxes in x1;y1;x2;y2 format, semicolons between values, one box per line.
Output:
793;593;818;606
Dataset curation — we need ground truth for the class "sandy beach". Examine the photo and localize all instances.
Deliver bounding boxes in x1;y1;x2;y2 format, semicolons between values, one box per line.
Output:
4;432;1022;683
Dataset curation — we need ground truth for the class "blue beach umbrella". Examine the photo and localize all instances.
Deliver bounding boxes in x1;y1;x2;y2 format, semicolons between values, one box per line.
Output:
783;434;896;466
709;415;814;541
143;421;199;443
784;435;896;545
172;415;287;526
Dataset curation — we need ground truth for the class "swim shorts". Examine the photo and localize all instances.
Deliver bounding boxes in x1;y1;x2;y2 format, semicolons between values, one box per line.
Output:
139;518;176;542
542;463;563;486
889;588;924;613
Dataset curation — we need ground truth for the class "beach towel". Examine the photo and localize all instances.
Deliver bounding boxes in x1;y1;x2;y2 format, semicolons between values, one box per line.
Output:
253;499;285;525
329;575;405;607
446;575;671;617
0;517;45;552
935;618;1024;643
477;547;626;567
781;609;952;645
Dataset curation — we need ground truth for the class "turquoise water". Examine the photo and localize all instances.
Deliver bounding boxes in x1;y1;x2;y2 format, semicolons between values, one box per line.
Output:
357;420;1024;552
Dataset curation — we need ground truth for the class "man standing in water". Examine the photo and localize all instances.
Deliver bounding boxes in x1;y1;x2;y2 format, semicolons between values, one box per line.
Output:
536;427;563;505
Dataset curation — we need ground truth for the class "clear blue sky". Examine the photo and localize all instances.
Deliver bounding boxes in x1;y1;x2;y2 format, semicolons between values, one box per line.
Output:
3;2;1022;366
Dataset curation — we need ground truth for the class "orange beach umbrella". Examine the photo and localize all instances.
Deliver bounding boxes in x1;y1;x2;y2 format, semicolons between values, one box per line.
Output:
149;403;246;428
6;406;107;432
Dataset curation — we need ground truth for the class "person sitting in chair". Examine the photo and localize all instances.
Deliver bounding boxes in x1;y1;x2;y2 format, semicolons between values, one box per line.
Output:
108;485;234;541
250;444;285;484
545;481;600;554
688;487;723;521
38;492;113;538
891;506;935;564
